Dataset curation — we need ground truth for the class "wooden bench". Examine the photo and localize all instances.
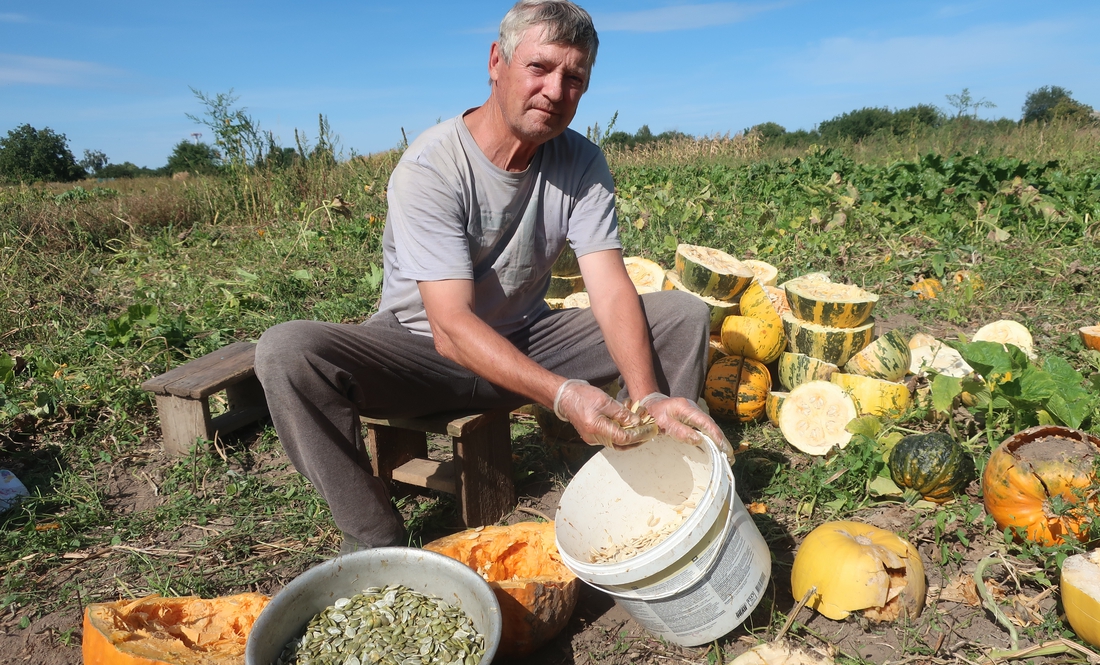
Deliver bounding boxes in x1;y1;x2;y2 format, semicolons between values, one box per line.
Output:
141;342;269;456
362;410;516;528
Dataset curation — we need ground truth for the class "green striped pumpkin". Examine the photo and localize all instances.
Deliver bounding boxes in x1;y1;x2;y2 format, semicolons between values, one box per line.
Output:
844;330;911;382
546;274;585;299
703;355;771;422
673;244;755;301
782;312;875;366
784;278;878;328
777;352;839;391
664;270;740;333
831;373;912;417
766;391;788;427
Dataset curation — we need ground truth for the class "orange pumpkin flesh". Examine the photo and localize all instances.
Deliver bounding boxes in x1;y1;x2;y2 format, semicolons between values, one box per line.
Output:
982;426;1100;546
424;521;578;659
82;593;269;665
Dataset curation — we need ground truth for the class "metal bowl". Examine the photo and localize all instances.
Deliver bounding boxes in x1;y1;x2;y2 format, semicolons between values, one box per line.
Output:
245;547;502;664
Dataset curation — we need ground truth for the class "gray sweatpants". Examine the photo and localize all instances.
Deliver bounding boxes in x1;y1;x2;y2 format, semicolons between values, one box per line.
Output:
254;289;710;547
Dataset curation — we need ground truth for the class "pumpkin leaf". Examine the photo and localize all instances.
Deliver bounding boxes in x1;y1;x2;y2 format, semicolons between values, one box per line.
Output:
868;475;904;497
931;374;963;414
846;415;882;438
879;432;904;450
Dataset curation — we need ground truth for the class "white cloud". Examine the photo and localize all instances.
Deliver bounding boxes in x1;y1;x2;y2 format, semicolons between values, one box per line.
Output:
0;13;30;23
788;21;1076;87
596;2;784;33
0;53;125;87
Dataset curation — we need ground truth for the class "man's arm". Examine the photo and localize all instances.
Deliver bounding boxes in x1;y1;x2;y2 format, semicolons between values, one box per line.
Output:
418;278;641;448
580;249;732;454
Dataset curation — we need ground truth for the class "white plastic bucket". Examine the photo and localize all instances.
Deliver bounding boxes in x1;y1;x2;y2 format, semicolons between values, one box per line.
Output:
555;435;771;647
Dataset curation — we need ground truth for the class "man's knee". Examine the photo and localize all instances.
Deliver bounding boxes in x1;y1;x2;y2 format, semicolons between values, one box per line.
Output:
255;320;324;383
645;290;710;330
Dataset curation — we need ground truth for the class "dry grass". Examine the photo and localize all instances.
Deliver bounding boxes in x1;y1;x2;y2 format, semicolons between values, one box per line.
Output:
605;132;763;168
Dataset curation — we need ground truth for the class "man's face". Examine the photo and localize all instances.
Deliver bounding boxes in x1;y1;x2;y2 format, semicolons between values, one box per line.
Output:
489;27;589;146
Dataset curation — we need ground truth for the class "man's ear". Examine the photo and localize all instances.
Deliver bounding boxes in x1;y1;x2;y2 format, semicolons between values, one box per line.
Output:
488;42;503;84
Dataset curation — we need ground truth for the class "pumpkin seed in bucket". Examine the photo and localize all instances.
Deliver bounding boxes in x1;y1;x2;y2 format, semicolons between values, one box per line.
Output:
274;584;486;665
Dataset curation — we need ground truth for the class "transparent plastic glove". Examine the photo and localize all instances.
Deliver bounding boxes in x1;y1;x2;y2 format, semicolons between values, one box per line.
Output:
637;392;736;464
554;379;652;450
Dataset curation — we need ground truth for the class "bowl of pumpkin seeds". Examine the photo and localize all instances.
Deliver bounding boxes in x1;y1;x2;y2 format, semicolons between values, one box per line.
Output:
245;547;502;665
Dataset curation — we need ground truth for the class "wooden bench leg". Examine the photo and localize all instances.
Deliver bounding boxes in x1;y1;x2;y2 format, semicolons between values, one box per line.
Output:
453;414;514;527
367;424;428;499
156;394;211;457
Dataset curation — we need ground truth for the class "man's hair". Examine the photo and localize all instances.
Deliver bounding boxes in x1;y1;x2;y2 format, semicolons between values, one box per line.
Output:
498;1;599;80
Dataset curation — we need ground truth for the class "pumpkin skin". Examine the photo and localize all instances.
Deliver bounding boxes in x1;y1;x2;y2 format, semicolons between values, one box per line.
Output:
782;312;875;366
982;425;1100;545
843;330;911;382
790;521;925;622
888;432;974;503
674;244;755;301
82;593;269;665
783;279;878;328
765;391;788;427
424;522;578;659
777;352;838;391
703;355;771;422
721;315;785;364
830;373;911;418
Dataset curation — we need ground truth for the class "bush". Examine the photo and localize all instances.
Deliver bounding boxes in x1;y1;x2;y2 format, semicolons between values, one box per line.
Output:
0;124;84;184
166;140;220;175
1022;86;1092;123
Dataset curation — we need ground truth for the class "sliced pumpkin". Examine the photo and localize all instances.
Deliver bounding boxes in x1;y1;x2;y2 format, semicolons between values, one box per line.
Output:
790;521;925;622
546;273;585;299
562;291;590;309
664;270;740;333
765;285;791;316
703;355;771;422
784;279;878;328
972;319;1035;359
766;391;788;427
907;334;972;378
778;380;857;455
673;244;754;301
83;593;269;665
742;259;779;287
843;330;911;382
425;522;578;659
1080;325;1100;352
708;336;729;370
830;373;911;418
777;352;838;391
1062;550;1100;649
623;256;666;293
782;312;875;366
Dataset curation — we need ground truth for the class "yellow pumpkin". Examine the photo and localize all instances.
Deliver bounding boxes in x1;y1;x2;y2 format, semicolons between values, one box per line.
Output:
830;373;911;418
791;521;925;622
1062;550;1100;648
909;278;944;300
82;593;269;665
424;522;578;659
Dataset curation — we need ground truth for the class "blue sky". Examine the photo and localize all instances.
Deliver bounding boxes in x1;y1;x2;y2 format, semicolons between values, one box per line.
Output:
3;1;1098;169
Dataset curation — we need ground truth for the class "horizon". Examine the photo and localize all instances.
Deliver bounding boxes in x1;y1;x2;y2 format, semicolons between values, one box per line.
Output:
3;1;1098;169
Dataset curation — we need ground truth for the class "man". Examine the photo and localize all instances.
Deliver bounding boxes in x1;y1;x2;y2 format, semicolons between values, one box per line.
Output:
255;0;731;553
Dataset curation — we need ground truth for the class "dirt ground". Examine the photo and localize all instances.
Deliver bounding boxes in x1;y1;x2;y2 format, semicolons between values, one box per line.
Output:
0;420;1065;665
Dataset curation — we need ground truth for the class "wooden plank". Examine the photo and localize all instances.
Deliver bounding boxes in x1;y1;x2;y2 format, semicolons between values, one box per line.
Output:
141;342;257;399
361;408;516;437
366;425;428;499
157;394;210;457
453;414;515;527
391;458;456;494
225;376;267;411
208;406;268;438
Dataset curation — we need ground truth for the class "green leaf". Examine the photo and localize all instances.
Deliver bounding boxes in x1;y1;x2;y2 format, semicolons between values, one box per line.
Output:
845;415;882;438
1046;393;1091;429
868;475;904;497
235;268;260;281
663;235;678;252
0;353;14;386
291;269;313;282
931;374;963;414
879;432;904;451
1018;367;1058;403
932;253;946;277
1044;356;1084;386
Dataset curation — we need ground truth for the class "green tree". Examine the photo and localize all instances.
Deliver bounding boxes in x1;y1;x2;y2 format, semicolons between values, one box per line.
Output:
817;107;896;142
0;124;84;183
80;149;109;176
166;140;220;175
747;122;787;141
944;88;996;118
1022;85;1089;123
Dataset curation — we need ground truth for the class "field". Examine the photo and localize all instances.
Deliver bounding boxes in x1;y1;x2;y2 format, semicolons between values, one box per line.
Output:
2;119;1100;664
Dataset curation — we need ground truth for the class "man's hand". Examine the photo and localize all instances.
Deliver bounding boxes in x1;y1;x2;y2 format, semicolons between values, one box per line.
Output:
638;394;736;464
554;380;651;450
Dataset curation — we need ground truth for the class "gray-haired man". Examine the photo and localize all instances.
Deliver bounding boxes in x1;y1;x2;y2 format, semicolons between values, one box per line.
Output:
255;0;731;552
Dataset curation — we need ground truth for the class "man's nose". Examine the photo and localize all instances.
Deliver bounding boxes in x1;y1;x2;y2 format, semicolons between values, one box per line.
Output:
543;73;565;102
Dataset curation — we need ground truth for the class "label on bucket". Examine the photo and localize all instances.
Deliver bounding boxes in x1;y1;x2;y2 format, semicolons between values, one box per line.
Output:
612;498;771;647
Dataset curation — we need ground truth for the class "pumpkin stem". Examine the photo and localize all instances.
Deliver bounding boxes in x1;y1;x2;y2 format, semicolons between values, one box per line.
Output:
901;488;923;506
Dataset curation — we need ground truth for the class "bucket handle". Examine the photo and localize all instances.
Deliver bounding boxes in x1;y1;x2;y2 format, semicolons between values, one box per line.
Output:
584;473;739;601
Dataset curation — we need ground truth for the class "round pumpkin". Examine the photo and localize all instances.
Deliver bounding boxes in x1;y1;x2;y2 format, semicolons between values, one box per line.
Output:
909;278;944;300
424;521;578;659
83;593;269;665
791;521;925;623
1062;550;1100;648
982;425;1100;545
721;315;785;364
888;431;974;504
703;355;771;422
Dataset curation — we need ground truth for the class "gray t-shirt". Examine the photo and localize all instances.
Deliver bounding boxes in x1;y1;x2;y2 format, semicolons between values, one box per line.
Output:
378;113;621;337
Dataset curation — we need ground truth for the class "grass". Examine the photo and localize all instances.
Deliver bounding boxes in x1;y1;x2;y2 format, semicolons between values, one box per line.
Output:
2;118;1100;660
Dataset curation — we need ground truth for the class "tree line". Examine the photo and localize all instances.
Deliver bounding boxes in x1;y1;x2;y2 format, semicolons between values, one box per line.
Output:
1;85;1095;184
